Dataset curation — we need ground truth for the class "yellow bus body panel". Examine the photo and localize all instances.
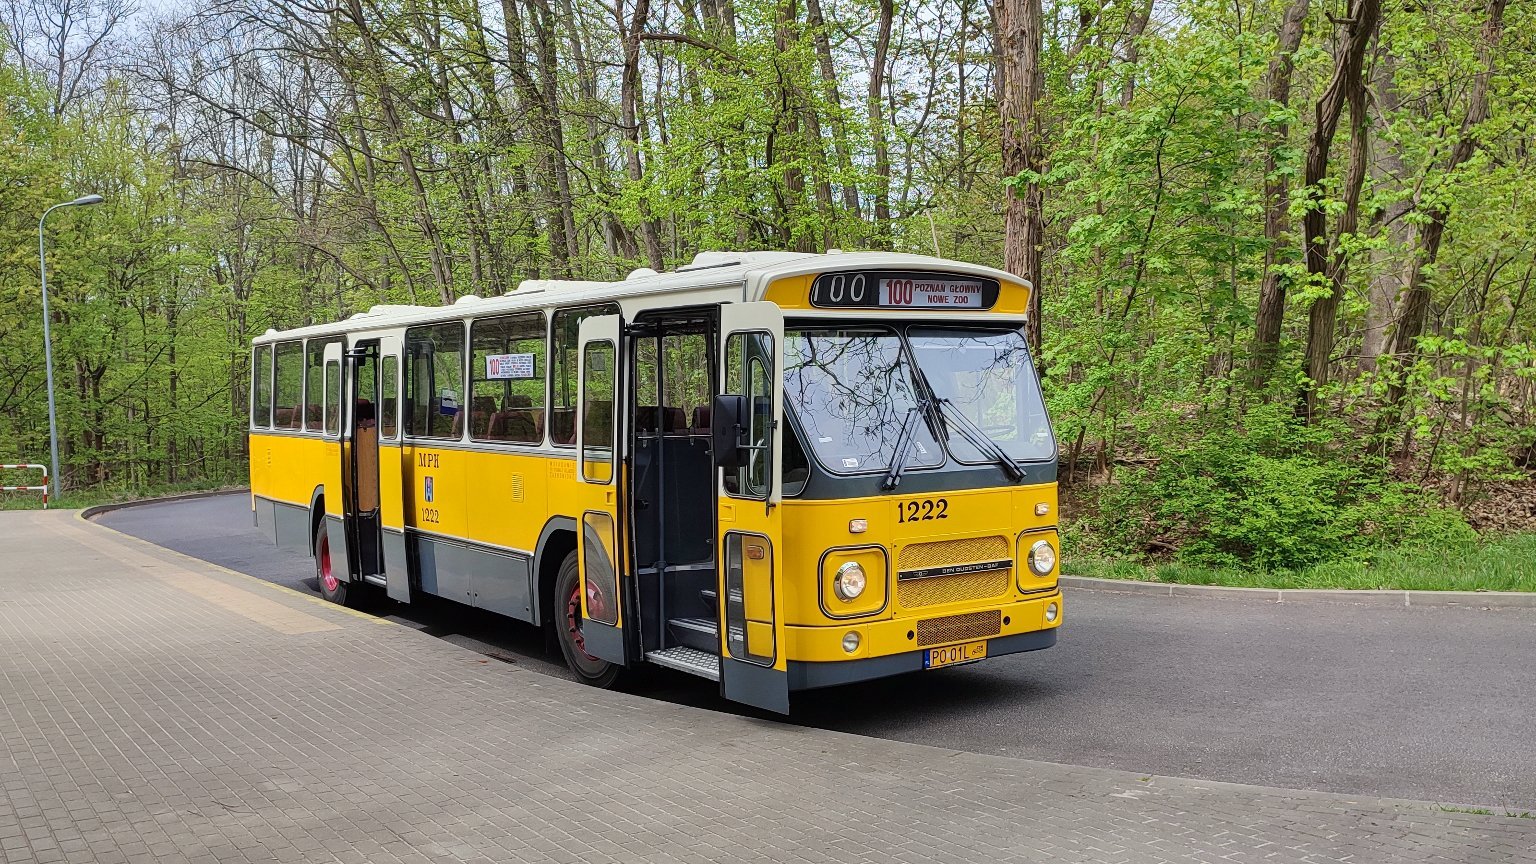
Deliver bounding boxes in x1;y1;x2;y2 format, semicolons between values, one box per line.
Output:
249;432;334;508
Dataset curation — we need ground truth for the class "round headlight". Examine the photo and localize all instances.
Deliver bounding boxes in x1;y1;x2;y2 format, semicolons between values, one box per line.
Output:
1028;539;1057;576
842;631;861;653
1046;602;1058;623
834;561;867;601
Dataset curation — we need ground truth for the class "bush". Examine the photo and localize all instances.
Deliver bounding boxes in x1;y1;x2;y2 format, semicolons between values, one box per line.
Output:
1081;404;1477;571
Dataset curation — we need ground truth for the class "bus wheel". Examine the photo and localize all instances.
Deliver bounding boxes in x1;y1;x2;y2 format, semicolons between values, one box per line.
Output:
554;551;621;688
314;522;350;606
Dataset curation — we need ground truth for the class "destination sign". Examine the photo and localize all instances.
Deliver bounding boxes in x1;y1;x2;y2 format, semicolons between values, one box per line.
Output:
810;270;1001;310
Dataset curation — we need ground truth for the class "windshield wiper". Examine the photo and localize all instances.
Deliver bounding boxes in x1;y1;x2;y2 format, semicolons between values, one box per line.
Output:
882;399;929;490
936;398;1026;483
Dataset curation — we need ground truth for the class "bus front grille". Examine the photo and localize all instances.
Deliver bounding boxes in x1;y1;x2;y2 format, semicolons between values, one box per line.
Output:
916;610;1002;647
897;569;1011;608
896;536;1012;609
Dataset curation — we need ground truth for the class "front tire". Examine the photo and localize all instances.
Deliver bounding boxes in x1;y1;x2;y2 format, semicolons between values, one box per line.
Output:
553;551;622;688
314;521;351;606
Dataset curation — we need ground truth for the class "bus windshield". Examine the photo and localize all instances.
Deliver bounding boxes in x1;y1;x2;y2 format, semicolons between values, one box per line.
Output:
906;327;1054;464
784;325;1053;476
783;328;943;474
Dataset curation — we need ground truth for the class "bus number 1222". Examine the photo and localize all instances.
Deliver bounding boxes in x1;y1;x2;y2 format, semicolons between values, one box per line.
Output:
897;498;948;523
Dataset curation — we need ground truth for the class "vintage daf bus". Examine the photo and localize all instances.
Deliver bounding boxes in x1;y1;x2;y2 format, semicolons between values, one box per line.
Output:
247;251;1061;712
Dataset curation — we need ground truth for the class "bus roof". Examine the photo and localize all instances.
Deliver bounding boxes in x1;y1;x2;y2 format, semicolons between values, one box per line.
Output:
253;250;1026;343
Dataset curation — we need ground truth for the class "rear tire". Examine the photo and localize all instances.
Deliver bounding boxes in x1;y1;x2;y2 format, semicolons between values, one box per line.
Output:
314;521;351;606
554;551;622;688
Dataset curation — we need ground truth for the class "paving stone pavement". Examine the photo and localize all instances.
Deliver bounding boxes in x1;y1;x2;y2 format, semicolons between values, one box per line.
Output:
0;510;1531;864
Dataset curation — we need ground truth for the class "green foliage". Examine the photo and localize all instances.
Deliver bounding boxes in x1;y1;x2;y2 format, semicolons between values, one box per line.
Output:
1070;531;1536;593
1078;402;1477;571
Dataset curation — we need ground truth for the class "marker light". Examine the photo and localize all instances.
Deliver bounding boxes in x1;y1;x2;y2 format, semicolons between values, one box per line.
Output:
1028;539;1057;576
842;631;861;653
848;518;868;534
1045;602;1059;623
834;561;868;601
1035;503;1050;517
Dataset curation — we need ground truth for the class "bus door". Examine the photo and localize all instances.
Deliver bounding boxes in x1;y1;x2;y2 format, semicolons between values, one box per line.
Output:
320;341;352;582
575;314;629;665
375;336;408;602
343;339;387;587
714;302;789;714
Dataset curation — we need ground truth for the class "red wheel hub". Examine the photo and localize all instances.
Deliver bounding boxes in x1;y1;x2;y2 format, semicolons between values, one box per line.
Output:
565;579;607;662
319;534;338;593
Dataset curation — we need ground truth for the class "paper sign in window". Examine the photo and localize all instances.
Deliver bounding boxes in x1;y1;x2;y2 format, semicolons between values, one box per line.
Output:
486;353;537;380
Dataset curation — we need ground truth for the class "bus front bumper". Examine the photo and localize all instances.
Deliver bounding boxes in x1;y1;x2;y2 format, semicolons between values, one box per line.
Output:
783;591;1062;691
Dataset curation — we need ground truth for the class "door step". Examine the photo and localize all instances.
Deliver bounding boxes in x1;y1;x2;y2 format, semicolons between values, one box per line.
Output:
361;573;387;587
645;646;720;681
667;616;719;653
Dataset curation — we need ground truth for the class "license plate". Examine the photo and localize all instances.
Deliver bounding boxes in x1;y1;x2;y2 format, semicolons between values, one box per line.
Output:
924;640;987;669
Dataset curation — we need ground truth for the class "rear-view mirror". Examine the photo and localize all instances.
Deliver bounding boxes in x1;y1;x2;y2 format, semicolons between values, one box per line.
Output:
712;394;747;469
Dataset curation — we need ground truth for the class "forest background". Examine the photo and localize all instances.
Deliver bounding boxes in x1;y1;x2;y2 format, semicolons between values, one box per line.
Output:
2;0;1533;587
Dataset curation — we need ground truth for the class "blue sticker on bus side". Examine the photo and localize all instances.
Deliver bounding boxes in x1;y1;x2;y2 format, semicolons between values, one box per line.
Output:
425;476;434;503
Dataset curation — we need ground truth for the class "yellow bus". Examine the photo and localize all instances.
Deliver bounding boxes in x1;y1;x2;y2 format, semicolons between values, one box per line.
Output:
247;250;1061;712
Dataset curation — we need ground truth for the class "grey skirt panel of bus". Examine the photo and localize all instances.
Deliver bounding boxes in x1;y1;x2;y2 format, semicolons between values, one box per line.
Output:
410;532;536;623
269;499;311;555
383;528;409;602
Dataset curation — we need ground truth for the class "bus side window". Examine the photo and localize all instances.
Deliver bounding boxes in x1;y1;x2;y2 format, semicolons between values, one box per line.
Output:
303;339;343;432
723;331;774;499
380;355;398;439
252;344;271;429
581;341;616;482
405;323;464;439
324;360;341;435
550;303;619;445
273;341;304;430
470;312;547;444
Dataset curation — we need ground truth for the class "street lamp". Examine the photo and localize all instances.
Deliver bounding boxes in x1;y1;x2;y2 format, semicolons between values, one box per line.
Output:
38;194;105;501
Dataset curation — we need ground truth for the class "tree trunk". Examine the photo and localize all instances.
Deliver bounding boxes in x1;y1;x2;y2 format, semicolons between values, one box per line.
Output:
1249;0;1311;379
867;0;895;248
1297;0;1380;416
1358;55;1412;373
618;0;665;269
1303;67;1370;409
998;0;1045;352
804;0;861;224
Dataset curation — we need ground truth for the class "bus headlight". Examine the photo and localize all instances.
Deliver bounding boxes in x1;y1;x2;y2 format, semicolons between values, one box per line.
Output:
834;561;868;601
1028;539;1056;576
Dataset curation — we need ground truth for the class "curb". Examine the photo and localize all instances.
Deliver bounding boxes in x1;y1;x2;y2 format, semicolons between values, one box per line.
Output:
1059;574;1536;609
80;487;249;519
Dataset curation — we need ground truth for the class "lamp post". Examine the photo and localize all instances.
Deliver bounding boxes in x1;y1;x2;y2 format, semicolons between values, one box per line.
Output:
38;194;104;501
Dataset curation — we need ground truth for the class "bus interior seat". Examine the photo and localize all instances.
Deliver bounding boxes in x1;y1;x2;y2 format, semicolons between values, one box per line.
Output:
660;407;688;435
637;406;691;437
470;396;496;438
691;405;711;436
487;407;544;442
636;405;660;436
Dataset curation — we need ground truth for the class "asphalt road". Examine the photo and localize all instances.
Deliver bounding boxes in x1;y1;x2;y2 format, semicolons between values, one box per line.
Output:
98;492;1536;808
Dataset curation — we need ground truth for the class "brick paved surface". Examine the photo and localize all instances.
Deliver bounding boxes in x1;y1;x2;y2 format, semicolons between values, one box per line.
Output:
0;510;1531;864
